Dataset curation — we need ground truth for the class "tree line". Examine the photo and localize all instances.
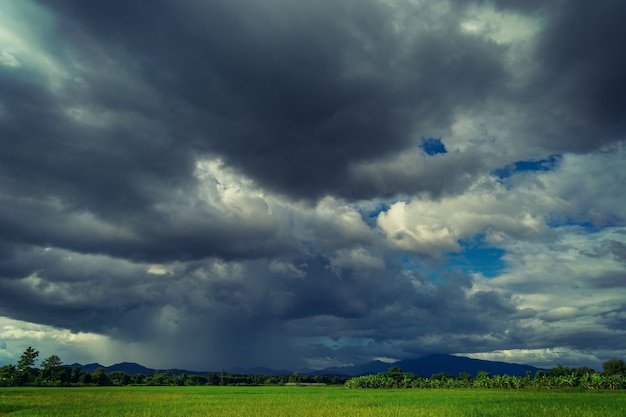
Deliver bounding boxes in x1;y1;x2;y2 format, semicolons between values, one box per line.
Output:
0;346;347;387
345;360;626;389
2;346;625;389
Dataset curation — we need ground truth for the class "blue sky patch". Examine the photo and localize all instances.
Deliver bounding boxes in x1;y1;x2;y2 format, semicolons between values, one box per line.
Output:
368;202;390;218
358;201;392;226
492;154;562;179
546;214;618;232
400;256;449;286
420;138;447;155
448;236;507;278
547;215;591;229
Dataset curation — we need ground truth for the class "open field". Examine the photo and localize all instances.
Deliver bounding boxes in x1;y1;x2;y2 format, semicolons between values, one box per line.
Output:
1;386;625;417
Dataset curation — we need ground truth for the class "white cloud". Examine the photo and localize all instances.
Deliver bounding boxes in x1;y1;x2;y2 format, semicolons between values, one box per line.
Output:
537;144;626;222
373;356;400;363
194;159;269;217
0;50;21;68
328;247;386;274
488;226;626;314
460;4;544;45
376;143;625;257
147;265;172;276
376;175;550;256
0;316;116;367
457;348;607;370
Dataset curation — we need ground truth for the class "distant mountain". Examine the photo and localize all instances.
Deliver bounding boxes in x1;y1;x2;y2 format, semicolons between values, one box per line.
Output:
68;362;209;376
229;366;293;376
319;354;544;377
104;362;156;375
68;354;545;378
68;363;105;374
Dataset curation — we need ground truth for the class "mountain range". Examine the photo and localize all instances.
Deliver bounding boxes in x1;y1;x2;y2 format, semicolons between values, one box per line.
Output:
69;354;545;377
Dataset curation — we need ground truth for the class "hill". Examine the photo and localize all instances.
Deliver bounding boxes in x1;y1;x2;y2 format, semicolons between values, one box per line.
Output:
320;354;544;377
68;354;544;377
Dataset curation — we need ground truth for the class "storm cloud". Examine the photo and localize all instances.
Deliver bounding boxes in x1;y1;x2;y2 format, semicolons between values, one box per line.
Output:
0;0;624;371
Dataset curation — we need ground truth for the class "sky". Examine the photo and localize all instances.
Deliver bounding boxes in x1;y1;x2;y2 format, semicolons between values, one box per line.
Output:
0;0;625;372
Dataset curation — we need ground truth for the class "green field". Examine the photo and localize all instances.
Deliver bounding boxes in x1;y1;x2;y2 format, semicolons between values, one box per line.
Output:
0;386;625;417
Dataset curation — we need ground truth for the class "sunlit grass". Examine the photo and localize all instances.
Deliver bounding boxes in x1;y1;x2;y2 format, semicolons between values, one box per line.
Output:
0;386;624;416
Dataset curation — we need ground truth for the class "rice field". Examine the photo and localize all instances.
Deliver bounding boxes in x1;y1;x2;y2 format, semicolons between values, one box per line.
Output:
0;386;625;416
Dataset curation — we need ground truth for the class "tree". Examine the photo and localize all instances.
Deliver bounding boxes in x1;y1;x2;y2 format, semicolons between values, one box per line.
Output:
288;371;301;384
385;366;404;382
0;365;16;386
108;371;130;386
131;373;145;385
17;346;39;373
91;367;110;386
80;372;92;384
71;366;82;384
57;366;71;385
458;372;472;387
16;346;39;384
602;358;626;375
207;372;219;385
549;364;572;377
40;355;63;385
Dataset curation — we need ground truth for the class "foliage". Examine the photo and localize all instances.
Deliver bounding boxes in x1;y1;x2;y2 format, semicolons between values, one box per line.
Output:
602;358;626;376
16;346;39;373
40;355;65;385
2;345;347;387
15;346;39;384
0;365;16;386
91;367;111;386
3;345;626;391
345;366;626;390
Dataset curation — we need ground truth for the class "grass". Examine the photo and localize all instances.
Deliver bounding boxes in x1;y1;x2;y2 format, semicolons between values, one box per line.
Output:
0;386;625;416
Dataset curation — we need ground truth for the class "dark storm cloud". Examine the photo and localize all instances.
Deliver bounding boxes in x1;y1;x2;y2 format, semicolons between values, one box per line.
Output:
0;186;299;263
531;0;626;150
1;0;625;370
282;271;535;365
4;0;623;211
45;0;626;199
2;0;506;271
0;241;532;368
30;0;512;200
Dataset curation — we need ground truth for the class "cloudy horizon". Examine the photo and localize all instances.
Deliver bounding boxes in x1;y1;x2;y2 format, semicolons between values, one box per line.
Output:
1;0;625;372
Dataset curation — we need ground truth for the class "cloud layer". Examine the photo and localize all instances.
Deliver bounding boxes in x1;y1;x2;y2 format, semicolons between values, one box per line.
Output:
0;0;625;370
